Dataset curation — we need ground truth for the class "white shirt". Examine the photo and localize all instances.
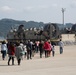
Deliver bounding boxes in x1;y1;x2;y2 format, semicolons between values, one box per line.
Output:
59;41;64;47
23;45;27;53
52;45;55;51
1;44;7;51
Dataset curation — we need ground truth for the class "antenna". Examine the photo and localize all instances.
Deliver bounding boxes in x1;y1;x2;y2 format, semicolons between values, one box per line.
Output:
61;8;66;25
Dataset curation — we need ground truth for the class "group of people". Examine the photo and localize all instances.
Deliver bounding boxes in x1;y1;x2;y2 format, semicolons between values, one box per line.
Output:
1;41;25;65
0;39;64;66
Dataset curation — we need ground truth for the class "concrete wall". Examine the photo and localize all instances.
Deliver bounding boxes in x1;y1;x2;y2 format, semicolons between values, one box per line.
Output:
61;34;75;42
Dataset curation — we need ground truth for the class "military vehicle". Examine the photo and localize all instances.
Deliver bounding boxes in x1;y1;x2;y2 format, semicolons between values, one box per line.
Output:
7;23;61;44
71;24;76;34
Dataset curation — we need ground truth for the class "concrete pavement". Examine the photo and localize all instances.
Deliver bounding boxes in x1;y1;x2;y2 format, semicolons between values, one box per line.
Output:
0;45;76;75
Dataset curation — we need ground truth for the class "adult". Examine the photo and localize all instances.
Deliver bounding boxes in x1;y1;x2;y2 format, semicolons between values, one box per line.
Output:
43;39;52;58
1;41;7;60
15;42;23;65
32;41;36;57
48;41;52;57
35;41;39;53
8;42;15;65
26;40;32;60
39;40;44;58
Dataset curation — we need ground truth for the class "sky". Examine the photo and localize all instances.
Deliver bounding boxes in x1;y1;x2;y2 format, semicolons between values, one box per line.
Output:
0;0;76;24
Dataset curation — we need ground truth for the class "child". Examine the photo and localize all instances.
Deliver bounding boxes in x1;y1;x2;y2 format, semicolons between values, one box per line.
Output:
23;45;27;58
52;45;55;57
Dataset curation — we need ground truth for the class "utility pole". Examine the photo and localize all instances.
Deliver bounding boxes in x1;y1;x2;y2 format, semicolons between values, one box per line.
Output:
61;8;66;25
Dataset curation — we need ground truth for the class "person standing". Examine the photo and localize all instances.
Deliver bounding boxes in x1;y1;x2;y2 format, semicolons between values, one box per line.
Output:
43;39;51;58
58;39;64;54
15;42;23;65
39;40;43;58
35;41;39;53
8;42;15;65
23;43;27;58
1;41;7;60
26;40;32;60
51;45;55;57
48;41;52;57
32;41;35;57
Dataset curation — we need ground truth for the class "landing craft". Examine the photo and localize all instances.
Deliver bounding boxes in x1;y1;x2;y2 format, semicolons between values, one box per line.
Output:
71;24;76;34
7;23;62;44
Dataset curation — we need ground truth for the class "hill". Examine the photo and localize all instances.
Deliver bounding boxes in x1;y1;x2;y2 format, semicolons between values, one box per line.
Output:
0;18;74;38
0;18;44;37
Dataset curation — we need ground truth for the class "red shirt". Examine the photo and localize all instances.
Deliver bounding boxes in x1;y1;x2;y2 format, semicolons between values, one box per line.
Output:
8;45;15;55
43;42;51;51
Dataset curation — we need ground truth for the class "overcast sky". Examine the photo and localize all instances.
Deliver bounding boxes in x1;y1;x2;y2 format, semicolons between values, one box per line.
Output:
0;0;76;24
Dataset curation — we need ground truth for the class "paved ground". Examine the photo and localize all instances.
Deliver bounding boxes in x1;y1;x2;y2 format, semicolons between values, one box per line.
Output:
0;45;76;75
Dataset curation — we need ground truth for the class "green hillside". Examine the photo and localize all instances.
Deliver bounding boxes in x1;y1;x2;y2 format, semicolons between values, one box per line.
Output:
0;18;44;37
